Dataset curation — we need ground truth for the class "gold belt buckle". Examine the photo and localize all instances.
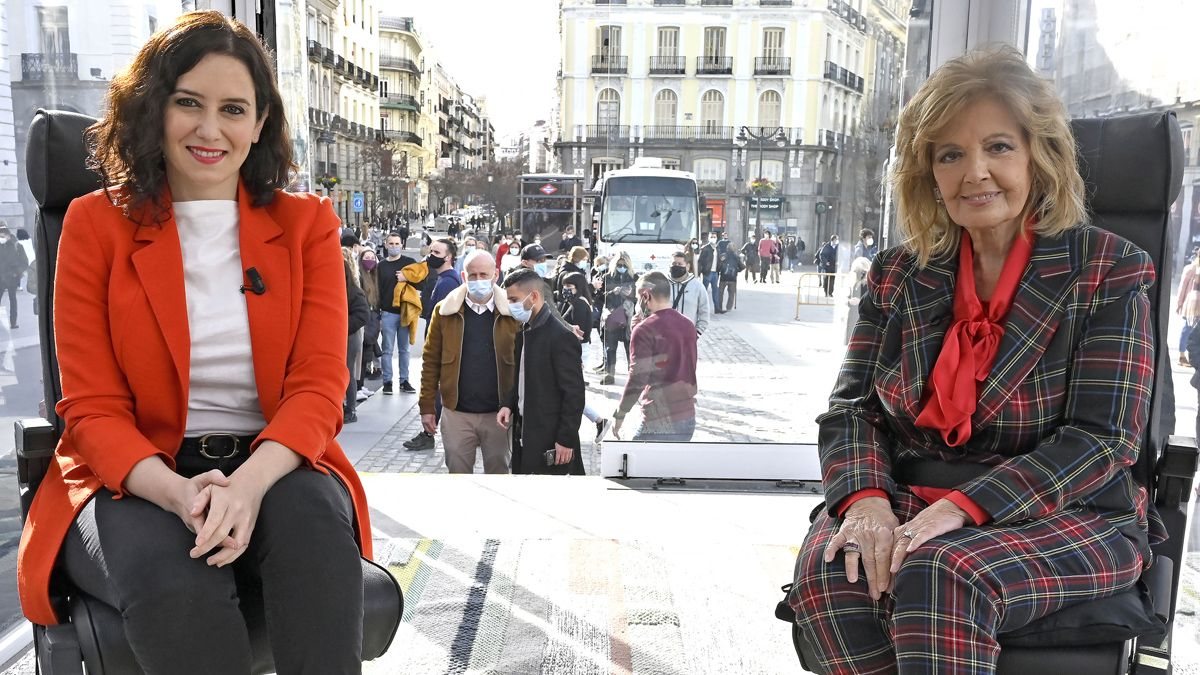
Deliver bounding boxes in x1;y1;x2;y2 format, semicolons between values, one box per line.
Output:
198;434;241;460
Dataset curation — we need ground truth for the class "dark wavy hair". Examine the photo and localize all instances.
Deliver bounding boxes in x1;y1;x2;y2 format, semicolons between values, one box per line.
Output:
87;10;294;224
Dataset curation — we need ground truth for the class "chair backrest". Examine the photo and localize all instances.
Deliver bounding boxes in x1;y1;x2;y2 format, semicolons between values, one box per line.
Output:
25;109;102;425
1070;112;1184;487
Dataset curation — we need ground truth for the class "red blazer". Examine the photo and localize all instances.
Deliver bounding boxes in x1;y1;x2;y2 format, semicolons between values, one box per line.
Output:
17;183;372;626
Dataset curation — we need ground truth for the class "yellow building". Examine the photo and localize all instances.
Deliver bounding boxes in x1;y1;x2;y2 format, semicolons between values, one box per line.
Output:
556;0;906;246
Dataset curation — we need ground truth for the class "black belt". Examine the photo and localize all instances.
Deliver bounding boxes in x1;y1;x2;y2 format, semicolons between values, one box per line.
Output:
178;434;259;460
893;458;990;489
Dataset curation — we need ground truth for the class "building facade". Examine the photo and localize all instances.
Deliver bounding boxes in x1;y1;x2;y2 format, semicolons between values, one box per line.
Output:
379;15;432;214
7;0;185;230
555;0;894;249
306;0;381;229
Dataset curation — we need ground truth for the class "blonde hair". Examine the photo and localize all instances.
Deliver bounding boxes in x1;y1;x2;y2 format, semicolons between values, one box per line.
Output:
609;251;632;275
892;45;1087;266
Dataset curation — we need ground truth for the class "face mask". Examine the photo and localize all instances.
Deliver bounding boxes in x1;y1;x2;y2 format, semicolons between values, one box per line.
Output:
534;262;552;278
361;258;377;271
708;237;717;244
464;245;476;256
579;262;590;273
426;254;446;269
386;246;403;258
865;238;874;246
832;239;839;246
509;295;533;323
467;279;492;300
670;265;687;279
616;265;628;275
562;288;576;299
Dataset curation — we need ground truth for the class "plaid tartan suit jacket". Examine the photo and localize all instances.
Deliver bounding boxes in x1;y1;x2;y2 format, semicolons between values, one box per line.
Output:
818;224;1157;556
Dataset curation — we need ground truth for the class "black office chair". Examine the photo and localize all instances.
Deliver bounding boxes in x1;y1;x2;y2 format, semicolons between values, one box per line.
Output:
778;111;1197;675
17;108;404;674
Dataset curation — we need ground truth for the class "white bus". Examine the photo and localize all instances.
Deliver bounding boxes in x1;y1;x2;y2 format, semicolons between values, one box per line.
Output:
594;157;700;274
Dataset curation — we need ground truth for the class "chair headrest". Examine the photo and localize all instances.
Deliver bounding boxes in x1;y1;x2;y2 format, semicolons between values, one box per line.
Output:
1071;112;1183;215
26;109;102;210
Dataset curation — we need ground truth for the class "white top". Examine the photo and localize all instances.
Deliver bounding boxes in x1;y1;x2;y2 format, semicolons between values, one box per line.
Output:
173;200;265;435
467;295;495;314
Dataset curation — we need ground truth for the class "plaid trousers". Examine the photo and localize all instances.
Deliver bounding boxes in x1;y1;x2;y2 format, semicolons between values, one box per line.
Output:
788;489;1143;674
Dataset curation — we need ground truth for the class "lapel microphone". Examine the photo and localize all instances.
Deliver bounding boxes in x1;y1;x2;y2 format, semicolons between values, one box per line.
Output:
241;267;266;295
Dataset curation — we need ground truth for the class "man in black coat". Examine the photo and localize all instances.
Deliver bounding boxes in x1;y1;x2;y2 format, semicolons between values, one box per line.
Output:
497;268;586;475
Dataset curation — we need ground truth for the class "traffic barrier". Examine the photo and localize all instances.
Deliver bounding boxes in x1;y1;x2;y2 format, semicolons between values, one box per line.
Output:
795;272;845;317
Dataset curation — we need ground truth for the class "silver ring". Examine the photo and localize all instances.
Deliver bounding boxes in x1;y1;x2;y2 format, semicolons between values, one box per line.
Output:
902;530;915;539
843;543;860;553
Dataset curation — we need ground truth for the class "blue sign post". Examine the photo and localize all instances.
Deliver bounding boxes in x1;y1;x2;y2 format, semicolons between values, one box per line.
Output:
352;192;365;213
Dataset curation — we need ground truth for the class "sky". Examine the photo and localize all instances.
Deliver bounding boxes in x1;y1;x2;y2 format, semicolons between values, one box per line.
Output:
394;0;560;141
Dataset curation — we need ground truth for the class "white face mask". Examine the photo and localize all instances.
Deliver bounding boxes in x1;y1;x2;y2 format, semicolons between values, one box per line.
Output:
865;238;874;246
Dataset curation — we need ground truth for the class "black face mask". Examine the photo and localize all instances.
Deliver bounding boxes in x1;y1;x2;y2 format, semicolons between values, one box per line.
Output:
670;265;687;279
426;254;446;269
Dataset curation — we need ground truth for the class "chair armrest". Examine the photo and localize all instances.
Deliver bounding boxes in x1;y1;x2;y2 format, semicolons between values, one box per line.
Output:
1155;435;1198;510
15;417;57;522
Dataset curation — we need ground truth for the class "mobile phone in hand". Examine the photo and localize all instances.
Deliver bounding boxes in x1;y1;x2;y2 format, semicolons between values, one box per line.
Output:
544;449;556;466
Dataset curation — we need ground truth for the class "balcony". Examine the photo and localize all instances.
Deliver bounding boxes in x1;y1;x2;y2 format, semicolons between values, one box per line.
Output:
308;107;331;129
386;130;423;146
828;0;868;32
593;0;627;4
823;60;865;93
586;125;631;141
754;56;791;75
654;0;685;4
380;54;420;74
701;0;733;4
381;93;420;111
697;178;728;192
591;55;628;75
20;52;77;81
642;125;733;142
379;16;415;32
322;47;335;66
307;39;323;62
649;56;686;75
696;56;733;75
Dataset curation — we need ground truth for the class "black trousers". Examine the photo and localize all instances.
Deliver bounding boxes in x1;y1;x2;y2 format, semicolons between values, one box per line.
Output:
62;453;364;675
0;280;17;325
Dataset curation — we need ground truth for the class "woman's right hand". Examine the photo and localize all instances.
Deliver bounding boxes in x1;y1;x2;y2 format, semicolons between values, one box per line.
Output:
822;496;899;601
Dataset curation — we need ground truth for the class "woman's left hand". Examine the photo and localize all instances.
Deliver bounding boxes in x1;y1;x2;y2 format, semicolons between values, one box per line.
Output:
190;471;269;567
888;498;970;575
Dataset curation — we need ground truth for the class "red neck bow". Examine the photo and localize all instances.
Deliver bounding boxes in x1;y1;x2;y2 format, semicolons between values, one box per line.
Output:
914;226;1034;447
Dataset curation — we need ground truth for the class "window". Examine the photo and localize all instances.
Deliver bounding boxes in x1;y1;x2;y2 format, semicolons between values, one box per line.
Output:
693;158;727;181
597;88;621;126
701;90;724;134
591;157;623;186
749;159;784;184
657;27;679;58
703;27;726;59
37;6;71;55
598;25;622;58
759;90;782;129
148;15;158;36
654;89;677;127
763;28;784;59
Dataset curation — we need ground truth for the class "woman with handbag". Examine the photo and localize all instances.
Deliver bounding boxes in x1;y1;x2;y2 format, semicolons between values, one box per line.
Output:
600;252;637;385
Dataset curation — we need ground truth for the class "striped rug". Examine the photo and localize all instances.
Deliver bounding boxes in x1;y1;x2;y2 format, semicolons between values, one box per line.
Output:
364;536;801;674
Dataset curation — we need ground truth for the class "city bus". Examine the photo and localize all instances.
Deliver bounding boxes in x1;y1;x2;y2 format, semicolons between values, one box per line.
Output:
594;157;700;274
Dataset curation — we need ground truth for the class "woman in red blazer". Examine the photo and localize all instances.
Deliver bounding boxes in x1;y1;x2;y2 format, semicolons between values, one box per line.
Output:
16;11;371;674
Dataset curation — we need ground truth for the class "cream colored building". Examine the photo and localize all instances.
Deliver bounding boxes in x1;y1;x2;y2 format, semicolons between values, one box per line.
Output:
556;0;896;246
379;16;433;214
306;0;380;227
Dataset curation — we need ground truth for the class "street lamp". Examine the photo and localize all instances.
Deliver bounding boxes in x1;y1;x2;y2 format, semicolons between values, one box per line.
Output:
734;126;788;241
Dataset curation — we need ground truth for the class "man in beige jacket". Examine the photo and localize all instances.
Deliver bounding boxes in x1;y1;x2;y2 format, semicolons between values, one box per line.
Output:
419;250;521;473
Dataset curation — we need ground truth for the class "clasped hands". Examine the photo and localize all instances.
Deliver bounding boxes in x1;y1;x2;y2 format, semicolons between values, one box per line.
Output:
168;466;269;569
821;496;970;601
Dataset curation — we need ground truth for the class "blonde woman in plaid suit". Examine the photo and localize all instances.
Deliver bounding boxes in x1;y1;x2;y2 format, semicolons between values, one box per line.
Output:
789;46;1156;674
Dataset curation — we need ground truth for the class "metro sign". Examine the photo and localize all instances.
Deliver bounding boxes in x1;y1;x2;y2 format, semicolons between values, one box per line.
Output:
539;184;558;195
